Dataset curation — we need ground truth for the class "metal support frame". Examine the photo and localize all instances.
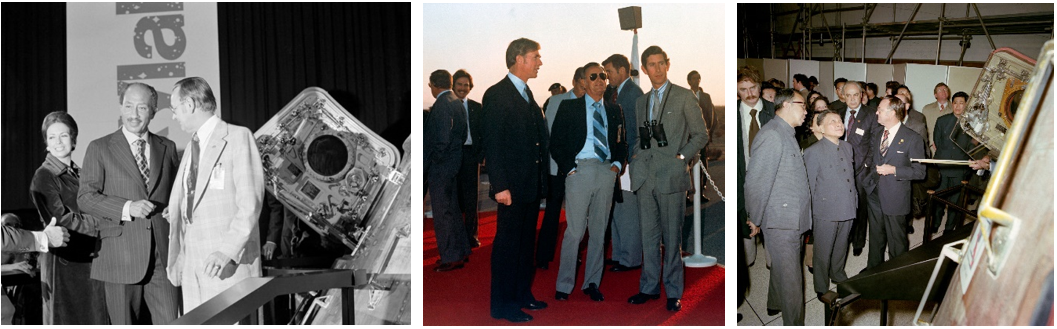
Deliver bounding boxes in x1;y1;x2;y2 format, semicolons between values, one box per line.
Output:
885;3;922;64
972;3;998;50
936;4;946;64
924;181;985;243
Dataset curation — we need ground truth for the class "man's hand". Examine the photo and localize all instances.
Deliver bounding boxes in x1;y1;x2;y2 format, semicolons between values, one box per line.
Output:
746;220;760;237
262;241;277;260
610;165;620;174
129;200;156;218
2;261;36;277
201;252;232;278
876;164;896;176
161;207;170;221
43;217;69;248
969;155;992;170
496;190;512;206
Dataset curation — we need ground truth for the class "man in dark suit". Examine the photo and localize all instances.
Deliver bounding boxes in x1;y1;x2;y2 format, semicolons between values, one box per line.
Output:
549;62;627;303
424;69;471;272
864;96;927;269
803;110;857;299
835;81;881;256
482;38;549;323
536;67;585;270
829;78;848;113
866;82;882;108
687;70;716;205
626;46;709;313
602;54;643;272
744;89;810;326
930;91;974;234
736;66;774;267
452;69;485;248
77;83;180;324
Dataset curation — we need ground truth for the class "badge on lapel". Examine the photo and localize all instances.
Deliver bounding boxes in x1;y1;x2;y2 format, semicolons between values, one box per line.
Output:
898;139;904;145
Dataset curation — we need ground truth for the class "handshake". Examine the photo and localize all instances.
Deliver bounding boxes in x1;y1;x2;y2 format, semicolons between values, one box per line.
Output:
42;216;70;248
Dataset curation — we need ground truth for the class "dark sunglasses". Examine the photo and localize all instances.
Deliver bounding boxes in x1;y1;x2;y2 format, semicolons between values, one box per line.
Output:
589;73;608;81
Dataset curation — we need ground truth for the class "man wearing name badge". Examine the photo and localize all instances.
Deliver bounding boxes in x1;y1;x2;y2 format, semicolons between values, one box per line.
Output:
736;66;774;267
452;69;485;250
602;53;643;273
549;62;627;303
78;82;181;324
482;37;549;323
744;89;811;326
626;45;709;312
836;81;880;257
864;96;926;270
165;77;265;312
537;67;585;270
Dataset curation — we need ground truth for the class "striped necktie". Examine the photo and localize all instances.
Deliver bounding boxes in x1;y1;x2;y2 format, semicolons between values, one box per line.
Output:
134;139;149;186
592;101;608;162
880;129;891;157
185;133;199;222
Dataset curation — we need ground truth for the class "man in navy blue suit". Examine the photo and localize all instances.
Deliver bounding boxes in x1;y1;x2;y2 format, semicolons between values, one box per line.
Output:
425;69;471;272
602;53;643;273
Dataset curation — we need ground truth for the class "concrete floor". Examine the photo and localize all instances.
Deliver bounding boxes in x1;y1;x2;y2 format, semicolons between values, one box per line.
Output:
737;212;970;326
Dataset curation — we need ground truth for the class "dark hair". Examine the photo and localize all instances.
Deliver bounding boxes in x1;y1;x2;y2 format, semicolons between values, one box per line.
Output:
834;77;848;86
807;90;823;101
773;88;798;112
809;76;819;84
881;95;906;121
760;82;777;93
812;96;830;111
173;77;218;112
573;66;586;81
41;111;79;146
866;82;879;95
119;82;158;110
602;54;631;72
767;78;786;89
737;66;761;84
452;69;473;89
640;45;668;68
429;70;452;89
815;109;839;126
952;91;969;103
793;74;809;86
885;81;901;95
505;38;540;69
687;70;701;81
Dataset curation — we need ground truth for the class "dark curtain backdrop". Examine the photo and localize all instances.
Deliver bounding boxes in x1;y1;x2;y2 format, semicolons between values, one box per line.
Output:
2;3;411;211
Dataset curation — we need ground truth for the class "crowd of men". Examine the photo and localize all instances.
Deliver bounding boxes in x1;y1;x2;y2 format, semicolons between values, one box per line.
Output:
424;38;717;323
736;65;991;325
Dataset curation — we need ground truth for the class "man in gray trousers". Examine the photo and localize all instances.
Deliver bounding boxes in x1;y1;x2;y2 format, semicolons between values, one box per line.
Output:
804;110;857;299
745;88;811;325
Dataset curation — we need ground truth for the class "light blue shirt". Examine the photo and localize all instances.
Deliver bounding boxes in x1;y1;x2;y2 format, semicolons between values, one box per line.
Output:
648;80;671;122
572;95;621;172
507;72;529;102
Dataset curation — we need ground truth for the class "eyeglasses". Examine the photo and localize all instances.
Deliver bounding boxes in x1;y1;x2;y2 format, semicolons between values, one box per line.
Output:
589;73;608;81
790;101;805;106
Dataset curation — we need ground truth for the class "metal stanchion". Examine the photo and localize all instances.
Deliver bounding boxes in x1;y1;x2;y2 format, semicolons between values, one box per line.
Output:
683;160;718;268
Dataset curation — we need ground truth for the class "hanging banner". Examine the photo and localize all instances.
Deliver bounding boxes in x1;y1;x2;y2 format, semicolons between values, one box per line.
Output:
67;2;221;162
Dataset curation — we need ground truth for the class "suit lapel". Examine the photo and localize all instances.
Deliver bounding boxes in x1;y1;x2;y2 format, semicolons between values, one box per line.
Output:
108;131;148;195
147;134;165;196
193;121;229;211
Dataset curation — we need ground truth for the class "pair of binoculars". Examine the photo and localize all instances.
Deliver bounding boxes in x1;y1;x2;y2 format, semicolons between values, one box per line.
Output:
638;120;668;149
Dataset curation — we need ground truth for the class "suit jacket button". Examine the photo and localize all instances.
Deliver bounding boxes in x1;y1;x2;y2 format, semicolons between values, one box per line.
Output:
782;203;787;207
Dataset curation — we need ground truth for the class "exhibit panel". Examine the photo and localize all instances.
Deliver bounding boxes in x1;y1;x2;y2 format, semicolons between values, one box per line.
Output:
904;63;950;111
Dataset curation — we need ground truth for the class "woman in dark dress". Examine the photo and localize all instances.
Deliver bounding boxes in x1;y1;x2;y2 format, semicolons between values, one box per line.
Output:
29;111;108;324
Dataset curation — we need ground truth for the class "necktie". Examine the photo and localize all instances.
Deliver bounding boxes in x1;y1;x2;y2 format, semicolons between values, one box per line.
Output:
650;89;661;121
880;129;891;157
592;101;609;162
185;133;199;222
134;139;149;186
846;110;857;140
523;86;533;104
749;109;760;150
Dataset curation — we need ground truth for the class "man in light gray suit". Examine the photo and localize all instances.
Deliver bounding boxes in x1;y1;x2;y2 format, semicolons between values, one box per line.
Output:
626;46;709;312
803;110;857;299
745;88;810;325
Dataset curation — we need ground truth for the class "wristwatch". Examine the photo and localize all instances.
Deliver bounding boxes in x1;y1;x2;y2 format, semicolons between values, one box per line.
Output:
676;153;685;160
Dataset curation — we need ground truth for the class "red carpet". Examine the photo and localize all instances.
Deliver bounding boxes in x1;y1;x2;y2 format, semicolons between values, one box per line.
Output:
424;210;725;325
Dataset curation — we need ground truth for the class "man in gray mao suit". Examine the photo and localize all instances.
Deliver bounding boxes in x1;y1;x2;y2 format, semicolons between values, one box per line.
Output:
745;89;810;325
626;46;709;312
803;110;857;298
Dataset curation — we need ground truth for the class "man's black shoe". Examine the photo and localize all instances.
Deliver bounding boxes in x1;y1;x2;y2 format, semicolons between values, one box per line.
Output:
492;310;532;323
767;308;781;316
666;298;681;312
627;292;660;304
610;264;641;272
604;258;619;266
583;283;604;301
523;300;547;311
555;291;569;301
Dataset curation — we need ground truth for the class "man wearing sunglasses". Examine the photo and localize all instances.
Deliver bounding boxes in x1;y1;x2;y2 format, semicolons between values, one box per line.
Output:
744;88;810;325
549;62;627;303
626;46;709;312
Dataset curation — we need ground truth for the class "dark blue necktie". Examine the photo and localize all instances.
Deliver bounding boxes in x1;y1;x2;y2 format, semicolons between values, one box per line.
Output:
592;101;608;162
